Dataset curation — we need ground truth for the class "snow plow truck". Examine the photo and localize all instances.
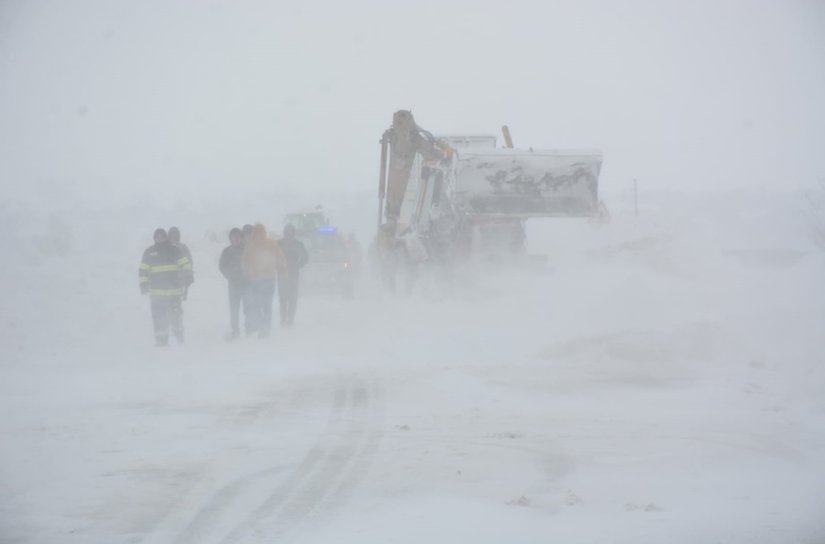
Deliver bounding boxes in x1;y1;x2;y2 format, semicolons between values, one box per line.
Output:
375;110;603;269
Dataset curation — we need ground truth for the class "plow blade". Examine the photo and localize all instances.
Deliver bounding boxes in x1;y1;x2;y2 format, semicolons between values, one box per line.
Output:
452;149;602;217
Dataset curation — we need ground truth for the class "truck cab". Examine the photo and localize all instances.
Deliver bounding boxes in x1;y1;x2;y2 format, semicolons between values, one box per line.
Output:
283;212;355;297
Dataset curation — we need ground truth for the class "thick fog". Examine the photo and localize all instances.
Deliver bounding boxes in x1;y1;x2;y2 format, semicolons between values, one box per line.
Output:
1;1;825;543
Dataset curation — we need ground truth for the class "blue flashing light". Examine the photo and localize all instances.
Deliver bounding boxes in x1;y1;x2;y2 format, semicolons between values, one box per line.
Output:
318;226;337;233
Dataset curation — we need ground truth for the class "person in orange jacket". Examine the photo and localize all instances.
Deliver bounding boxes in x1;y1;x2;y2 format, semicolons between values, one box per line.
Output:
241;223;287;338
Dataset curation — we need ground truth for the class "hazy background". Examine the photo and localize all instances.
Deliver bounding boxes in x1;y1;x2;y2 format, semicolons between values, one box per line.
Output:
2;0;824;208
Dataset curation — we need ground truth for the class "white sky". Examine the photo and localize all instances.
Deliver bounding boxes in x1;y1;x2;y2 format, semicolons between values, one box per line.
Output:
1;0;824;203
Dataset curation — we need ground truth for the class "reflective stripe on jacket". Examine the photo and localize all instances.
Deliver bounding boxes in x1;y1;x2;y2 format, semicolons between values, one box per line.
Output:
139;241;189;296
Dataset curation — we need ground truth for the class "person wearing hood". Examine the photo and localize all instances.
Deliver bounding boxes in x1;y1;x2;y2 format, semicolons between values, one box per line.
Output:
138;228;192;346
241;223;287;338
168;226;194;298
219;227;249;340
277;223;309;327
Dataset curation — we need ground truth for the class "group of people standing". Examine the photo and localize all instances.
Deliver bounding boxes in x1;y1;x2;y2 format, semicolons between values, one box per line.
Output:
139;223;308;346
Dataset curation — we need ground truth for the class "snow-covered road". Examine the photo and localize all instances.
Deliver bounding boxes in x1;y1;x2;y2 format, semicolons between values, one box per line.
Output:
2;190;824;543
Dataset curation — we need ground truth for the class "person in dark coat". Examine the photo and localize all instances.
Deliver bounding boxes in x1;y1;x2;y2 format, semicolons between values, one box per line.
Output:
139;228;192;346
219;227;249;340
277;223;309;327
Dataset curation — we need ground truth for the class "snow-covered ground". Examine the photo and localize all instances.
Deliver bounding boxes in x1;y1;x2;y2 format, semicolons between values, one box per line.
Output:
2;189;824;543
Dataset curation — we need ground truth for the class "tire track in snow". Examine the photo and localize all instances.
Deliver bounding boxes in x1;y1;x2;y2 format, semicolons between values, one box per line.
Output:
219;376;384;543
264;380;385;543
141;382;322;544
159;375;383;544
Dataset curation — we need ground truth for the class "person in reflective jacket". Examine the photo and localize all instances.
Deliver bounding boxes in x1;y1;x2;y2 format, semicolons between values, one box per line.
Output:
168;226;194;299
139;228;192;346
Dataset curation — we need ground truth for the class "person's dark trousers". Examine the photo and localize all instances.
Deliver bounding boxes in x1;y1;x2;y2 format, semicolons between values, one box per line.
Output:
248;279;276;337
227;280;248;336
150;295;183;345
278;276;300;325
